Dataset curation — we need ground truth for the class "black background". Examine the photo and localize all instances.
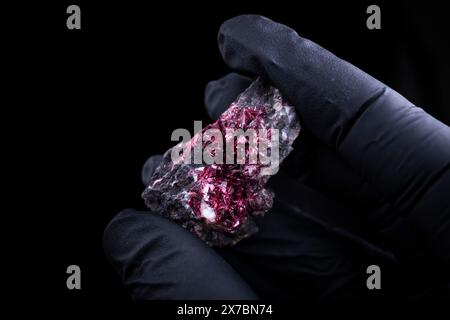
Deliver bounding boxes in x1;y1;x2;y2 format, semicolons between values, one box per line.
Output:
12;0;449;300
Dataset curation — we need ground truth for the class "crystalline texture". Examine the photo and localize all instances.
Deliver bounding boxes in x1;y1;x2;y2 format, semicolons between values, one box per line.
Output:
142;78;300;246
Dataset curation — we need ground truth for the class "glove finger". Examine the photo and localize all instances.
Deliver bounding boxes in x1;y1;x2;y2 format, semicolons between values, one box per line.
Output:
103;209;259;299
204;72;253;120
217;14;383;146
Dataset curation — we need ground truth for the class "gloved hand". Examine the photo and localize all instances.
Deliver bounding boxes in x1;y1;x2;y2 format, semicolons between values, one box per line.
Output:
103;15;450;299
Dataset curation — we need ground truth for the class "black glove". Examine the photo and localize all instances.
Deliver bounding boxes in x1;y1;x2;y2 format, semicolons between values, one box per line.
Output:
104;15;450;299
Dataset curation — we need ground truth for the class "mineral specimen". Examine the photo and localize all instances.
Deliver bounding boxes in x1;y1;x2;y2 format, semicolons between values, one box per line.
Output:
142;78;300;246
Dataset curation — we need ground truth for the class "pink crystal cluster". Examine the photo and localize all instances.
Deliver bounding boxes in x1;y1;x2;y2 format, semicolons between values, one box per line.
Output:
142;78;300;246
188;104;272;232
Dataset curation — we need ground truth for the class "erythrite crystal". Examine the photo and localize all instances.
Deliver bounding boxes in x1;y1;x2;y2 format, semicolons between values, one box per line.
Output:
142;78;300;246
